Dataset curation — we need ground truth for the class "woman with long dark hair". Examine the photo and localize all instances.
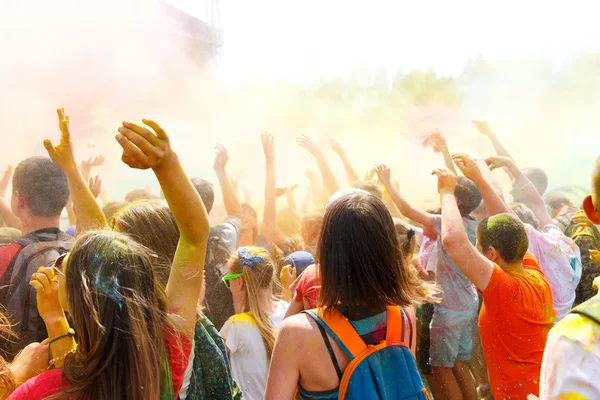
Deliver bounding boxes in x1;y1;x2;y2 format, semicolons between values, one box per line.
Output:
265;189;439;399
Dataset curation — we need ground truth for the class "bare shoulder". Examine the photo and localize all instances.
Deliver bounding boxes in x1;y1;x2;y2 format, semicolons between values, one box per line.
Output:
280;312;319;335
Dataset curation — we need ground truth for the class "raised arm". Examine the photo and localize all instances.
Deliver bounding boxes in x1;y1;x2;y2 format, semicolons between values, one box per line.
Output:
435;168;494;291
297;135;339;197
43;108;107;231
213;144;243;218
473;120;516;180
116;120;209;339
261;133;277;245
452;153;513;217
430;131;457;175
304;168;325;210
374;164;435;233
330;138;360;185
286;184;299;211
486;156;553;227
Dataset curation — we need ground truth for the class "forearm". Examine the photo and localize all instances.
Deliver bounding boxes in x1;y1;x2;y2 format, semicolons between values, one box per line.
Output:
45;316;76;368
261;161;276;243
307;176;324;209
286;191;297;211
281;287;292;302
65;200;77;227
215;169;242;217
0;198;21;229
64;166;107;231
487;134;516;180
475;176;512;217
314;153;339;197
441;192;468;241
154;154;209;245
382;179;429;226
338;152;360;185
441;146;457;175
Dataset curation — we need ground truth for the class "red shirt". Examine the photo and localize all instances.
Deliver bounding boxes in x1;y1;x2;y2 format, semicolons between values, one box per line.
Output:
8;326;191;399
292;264;320;310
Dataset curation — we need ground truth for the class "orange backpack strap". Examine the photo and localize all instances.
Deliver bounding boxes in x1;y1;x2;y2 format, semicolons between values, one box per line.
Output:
385;306;406;345
309;308;367;359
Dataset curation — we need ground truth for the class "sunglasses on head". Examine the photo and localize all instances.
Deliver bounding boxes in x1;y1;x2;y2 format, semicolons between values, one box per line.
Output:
221;273;243;288
47;253;68;276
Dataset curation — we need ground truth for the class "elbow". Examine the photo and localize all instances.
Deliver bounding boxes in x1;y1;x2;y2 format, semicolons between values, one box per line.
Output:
441;232;461;253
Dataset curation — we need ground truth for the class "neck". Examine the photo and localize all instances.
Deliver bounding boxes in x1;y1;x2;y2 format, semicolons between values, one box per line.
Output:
20;216;61;234
501;260;526;274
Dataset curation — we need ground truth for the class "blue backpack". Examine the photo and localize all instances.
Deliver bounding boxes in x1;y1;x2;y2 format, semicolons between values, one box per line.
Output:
306;306;430;400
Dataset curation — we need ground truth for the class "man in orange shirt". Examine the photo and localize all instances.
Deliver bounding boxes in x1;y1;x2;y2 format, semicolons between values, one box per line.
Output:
435;154;555;400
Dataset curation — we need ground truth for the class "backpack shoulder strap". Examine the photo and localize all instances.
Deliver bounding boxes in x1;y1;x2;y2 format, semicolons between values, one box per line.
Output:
571;294;600;325
385;306;406;345
305;308;367;359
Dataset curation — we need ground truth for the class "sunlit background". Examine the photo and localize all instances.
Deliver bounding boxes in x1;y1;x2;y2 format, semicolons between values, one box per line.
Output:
1;0;599;223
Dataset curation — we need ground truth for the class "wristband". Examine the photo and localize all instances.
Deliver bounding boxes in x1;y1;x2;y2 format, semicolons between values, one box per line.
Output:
49;328;75;346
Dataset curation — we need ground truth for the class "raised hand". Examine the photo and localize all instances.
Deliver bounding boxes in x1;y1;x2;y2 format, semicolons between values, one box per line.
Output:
81;155;105;170
0;166;12;198
485;155;514;171
329;138;344;155
9;340;50;385
88;176;102;199
262;132;275;163
213;144;229;172
280;265;297;291
30;266;64;325
374;164;391;184
452;153;483;182
275;187;288;198
43;108;77;171
429;130;446;153
472;120;494;137
432;167;457;194
589;249;600;265
296;135;321;157
116;120;172;170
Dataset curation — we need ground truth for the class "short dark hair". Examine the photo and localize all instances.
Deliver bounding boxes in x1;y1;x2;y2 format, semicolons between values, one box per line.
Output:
455;176;482;217
12;157;69;217
351;180;382;200
477;213;529;263
544;191;572;210
318;192;437;313
190;177;214;214
521;167;548;196
510;202;540;230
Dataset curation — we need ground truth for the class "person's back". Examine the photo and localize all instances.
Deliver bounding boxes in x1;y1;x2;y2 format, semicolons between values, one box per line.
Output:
511;203;582;321
0;157;72;358
479;251;554;398
265;190;439;400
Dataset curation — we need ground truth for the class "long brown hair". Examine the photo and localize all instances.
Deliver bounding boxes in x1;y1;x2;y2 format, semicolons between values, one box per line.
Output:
111;199;179;287
228;246;277;360
49;231;170;400
318;192;439;315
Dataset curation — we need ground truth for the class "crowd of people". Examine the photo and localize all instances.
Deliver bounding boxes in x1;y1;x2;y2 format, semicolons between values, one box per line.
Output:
0;108;597;399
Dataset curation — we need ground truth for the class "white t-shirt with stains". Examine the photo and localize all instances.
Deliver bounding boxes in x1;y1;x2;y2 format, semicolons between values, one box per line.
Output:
525;224;582;321
540;312;600;399
219;300;288;400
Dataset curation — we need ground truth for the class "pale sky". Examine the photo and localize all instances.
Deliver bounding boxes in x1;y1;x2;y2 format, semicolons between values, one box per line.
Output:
168;0;600;84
